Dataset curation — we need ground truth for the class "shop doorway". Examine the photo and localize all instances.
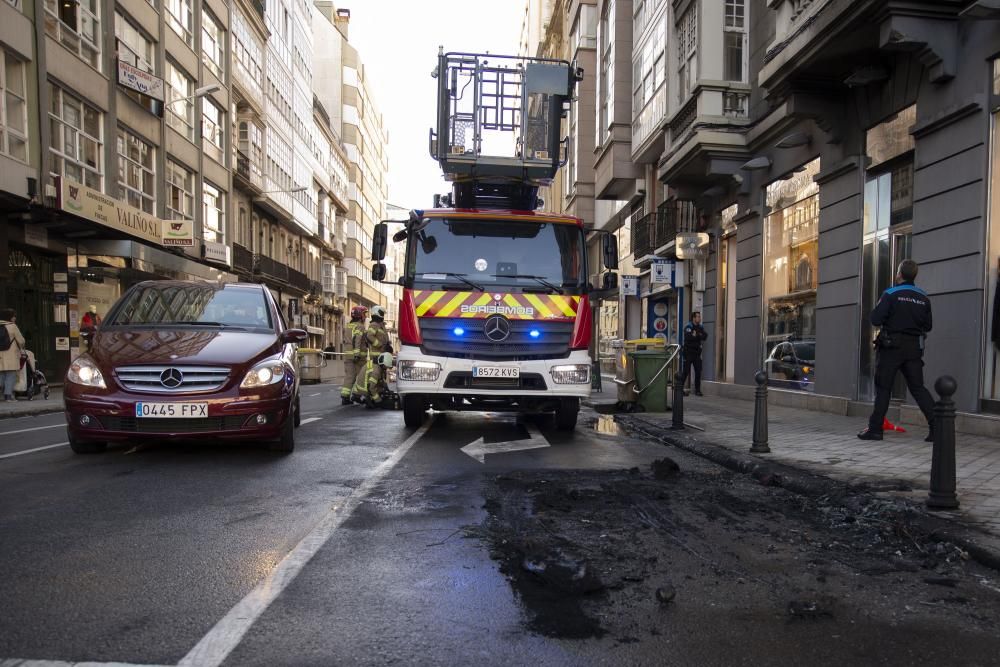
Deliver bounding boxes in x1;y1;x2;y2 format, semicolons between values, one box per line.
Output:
859;161;914;402
717;234;737;382
4;246;59;380
984;82;1000;410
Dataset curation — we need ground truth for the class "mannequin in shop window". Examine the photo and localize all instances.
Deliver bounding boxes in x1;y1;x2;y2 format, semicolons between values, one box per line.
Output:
80;305;101;331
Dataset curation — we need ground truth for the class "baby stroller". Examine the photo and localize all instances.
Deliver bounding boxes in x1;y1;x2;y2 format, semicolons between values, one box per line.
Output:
15;350;50;401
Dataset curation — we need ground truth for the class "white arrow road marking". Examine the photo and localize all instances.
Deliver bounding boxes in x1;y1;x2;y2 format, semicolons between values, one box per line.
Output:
460;422;550;463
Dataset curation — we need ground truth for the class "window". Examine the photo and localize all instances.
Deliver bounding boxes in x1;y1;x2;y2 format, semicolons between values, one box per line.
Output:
115;12;154;74
166;61;194;141
233;11;264;101
202;99;224;163
203;181;225;244
165;0;193;46
117;127;155;213
1;51;28;162
571;4;597;53
632;22;665;117
598;0;615;145
677;4;698;103
165;158;194;221
43;0;101;70
49;84;103;189
202;11;225;79
724;0;747;82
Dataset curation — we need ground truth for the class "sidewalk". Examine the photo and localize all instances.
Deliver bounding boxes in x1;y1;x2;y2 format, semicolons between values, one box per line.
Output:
0;387;63;419
604;390;1000;537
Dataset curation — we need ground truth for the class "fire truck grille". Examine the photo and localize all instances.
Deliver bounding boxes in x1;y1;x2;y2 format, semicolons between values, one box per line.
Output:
419;318;573;361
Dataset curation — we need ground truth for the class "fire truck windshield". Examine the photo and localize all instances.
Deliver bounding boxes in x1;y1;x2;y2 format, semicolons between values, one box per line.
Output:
408;218;585;293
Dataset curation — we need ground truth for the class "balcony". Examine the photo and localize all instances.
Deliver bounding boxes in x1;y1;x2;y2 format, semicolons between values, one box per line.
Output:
235;149;265;192
632;86;667;162
287;266;312;293
631;203;699;263
256;254;288;284
233;243;254;275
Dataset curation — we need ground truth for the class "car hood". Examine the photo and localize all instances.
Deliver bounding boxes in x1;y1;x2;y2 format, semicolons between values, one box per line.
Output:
90;328;280;367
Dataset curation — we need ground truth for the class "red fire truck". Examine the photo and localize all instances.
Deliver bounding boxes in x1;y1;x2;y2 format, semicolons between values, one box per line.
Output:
370;50;619;430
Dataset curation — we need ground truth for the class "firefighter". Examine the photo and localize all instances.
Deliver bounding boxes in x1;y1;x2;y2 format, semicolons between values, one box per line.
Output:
341;306;368;406
352;305;390;408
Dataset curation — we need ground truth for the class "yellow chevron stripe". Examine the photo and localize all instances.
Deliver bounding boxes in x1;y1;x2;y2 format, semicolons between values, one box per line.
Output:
550;295;576;317
436;291;471;318
461;293;493;317
502;294;521;310
415;291;445;316
523;294;555;319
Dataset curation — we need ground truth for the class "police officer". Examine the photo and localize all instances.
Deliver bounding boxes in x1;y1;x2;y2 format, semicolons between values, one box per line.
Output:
858;259;935;441
341;306;367;405
352;305;390;408
681;311;708;396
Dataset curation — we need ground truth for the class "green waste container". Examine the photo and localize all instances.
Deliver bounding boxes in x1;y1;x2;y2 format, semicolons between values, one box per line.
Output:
628;349;673;412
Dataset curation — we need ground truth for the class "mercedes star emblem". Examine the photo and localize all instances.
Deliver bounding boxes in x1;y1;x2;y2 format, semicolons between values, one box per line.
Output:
159;368;184;389
483;314;511;342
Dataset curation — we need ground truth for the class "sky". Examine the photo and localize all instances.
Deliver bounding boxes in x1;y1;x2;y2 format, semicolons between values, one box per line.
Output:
345;0;527;212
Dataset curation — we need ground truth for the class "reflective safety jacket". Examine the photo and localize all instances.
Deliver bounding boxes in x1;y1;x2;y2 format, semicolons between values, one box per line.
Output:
347;320;366;358
361;320;389;358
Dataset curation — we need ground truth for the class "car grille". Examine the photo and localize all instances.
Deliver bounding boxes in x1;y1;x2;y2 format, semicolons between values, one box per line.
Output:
443;372;547;391
420;318;573;361
115;366;231;393
102;415;251;433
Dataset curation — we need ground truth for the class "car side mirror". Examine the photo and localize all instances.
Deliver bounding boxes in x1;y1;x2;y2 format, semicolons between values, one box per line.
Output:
602;233;618;270
372;263;387;282
782;355;794;363
280;329;308;344
392;229;408;242
372;223;388;261
602;272;618;291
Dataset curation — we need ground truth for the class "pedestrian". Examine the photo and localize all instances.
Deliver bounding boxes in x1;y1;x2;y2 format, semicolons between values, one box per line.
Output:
681;311;708;396
341;306;368;405
80;305;101;330
0;308;26;402
352;305;389;408
858;259;936;442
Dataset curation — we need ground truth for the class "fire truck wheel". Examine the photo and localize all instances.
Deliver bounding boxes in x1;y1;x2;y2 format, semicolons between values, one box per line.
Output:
554;398;579;431
403;395;426;429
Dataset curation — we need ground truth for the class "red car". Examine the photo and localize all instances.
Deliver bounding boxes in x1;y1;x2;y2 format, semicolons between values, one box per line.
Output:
64;281;307;454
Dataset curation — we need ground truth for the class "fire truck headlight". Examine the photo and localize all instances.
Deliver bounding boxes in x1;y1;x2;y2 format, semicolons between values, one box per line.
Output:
399;360;442;382
550;364;590;384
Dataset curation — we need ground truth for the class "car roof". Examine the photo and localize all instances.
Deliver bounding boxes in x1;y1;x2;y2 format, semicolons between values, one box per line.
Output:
133;280;264;291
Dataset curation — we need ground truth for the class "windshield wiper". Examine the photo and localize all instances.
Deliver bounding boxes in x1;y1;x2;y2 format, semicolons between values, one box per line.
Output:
171;321;246;329
437;272;485;292
495;274;564;294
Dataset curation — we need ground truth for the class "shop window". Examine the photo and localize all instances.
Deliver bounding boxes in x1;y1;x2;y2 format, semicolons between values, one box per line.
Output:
116;126;155;214
0;51;28;162
48;84;103;190
763;158;820;390
43;0;101;70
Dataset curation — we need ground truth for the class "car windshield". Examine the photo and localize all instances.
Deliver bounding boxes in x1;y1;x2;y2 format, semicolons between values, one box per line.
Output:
409;218;585;291
793;343;815;361
108;284;272;330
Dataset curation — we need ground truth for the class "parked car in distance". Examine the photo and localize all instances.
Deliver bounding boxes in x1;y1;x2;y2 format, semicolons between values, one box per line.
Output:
765;339;816;392
64;281;307;454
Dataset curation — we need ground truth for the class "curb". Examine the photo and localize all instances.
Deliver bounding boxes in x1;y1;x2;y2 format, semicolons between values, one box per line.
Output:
0;405;63;420
618;413;1000;574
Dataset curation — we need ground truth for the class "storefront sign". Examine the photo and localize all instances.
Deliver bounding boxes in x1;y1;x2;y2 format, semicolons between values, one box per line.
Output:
651;260;675;285
117;60;165;102
55;337;70;351
162;219;194;247
202;240;231;266
60;178;162;246
622;275;639;296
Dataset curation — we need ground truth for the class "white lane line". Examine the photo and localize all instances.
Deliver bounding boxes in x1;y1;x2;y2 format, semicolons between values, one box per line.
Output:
299;417;322;426
178;418;436;667
0;660;171;666
308;392;320;397
0;442;69;460
0;423;64;436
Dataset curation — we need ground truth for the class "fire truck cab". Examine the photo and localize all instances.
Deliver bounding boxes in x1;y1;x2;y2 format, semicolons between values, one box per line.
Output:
370;50;619;430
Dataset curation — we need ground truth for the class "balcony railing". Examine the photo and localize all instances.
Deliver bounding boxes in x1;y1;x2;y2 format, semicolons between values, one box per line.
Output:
256;254;288;283
287;266;312;292
233;243;254;274
632;213;654;259
236;149;265;190
632;203;700;260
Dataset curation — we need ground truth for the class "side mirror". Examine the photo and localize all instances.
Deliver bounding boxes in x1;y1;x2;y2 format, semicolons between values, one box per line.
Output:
280;328;308;344
421;235;438;254
602;233;618;270
372;223;388;261
372;263;387;282
392;229;408;243
602;272;618;291
782;355;794;364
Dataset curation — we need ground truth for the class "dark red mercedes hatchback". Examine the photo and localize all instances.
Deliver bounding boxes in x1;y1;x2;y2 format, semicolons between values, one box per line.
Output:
64;281;307;454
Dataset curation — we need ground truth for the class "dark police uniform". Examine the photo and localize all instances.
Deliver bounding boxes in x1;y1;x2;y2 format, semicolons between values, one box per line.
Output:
681;320;708;394
867;281;935;434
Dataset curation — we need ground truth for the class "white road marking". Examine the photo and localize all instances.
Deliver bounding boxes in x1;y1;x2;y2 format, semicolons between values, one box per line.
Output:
308;392;320;397
460;422;550;463
177;418;436;667
0;442;69;460
0;423;64;436
0;660;170;667
299;417;322;426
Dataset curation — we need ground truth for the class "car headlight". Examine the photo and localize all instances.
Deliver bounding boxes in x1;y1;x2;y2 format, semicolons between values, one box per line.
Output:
68;356;106;389
398;360;441;381
241;359;287;388
550;364;590;384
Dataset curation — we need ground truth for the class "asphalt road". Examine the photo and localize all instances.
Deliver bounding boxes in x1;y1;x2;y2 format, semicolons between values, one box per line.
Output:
2;386;999;666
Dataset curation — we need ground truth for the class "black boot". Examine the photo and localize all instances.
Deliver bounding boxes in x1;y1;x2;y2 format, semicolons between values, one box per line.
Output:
857;427;883;441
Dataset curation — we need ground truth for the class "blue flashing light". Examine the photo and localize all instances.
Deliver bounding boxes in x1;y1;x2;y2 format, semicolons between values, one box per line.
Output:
529;329;541;339
453;327;465;336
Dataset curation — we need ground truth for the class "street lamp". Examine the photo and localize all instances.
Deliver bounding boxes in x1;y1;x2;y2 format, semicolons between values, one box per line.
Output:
166;83;222;106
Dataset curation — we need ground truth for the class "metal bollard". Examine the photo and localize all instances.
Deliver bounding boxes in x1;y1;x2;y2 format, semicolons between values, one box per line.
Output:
750;370;770;453
671;371;685;430
592;360;603;392
927;376;960;510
